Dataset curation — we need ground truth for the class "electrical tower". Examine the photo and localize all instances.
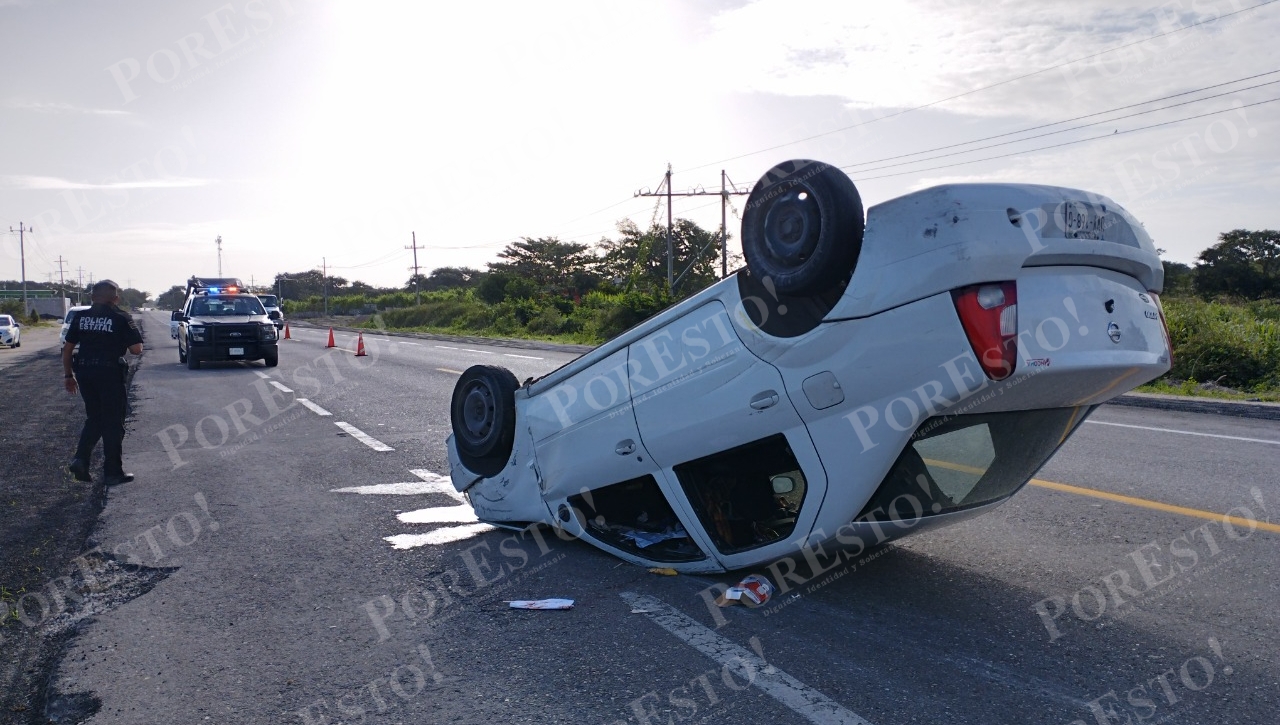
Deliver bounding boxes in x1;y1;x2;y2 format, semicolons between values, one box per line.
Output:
406;231;424;305
634;165;749;293
215;235;223;276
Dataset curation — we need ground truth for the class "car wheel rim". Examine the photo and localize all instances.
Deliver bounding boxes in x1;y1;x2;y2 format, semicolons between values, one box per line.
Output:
460;383;496;444
762;186;821;268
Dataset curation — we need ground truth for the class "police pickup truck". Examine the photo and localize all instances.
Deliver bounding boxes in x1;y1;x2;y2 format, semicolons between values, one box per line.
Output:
172;280;280;369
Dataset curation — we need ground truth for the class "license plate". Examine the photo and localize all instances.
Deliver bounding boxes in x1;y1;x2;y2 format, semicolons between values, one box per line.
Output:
229;347;244;356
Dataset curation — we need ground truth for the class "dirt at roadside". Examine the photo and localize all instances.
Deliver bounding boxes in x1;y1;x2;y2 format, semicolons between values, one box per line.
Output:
0;347;121;723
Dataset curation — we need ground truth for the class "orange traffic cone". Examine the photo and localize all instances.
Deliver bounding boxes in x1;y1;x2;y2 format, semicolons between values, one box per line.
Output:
283;323;292;340
355;332;368;357
325;328;336;348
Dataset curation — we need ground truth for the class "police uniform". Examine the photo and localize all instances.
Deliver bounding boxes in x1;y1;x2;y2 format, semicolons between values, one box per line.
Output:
66;302;144;480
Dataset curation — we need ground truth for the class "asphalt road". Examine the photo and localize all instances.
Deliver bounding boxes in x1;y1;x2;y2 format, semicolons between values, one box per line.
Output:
35;312;1280;724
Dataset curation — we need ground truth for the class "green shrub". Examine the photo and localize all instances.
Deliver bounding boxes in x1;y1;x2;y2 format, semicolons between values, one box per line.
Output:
1163;297;1280;389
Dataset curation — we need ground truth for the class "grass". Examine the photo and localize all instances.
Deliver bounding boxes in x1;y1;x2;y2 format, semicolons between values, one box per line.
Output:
1135;378;1280;402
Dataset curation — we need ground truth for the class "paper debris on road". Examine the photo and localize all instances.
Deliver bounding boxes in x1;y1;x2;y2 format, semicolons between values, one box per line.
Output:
507;598;575;610
647;567;678;576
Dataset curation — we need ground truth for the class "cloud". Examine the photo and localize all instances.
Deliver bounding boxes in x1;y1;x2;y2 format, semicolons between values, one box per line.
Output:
0;175;210;190
5;99;133;116
702;0;1280;120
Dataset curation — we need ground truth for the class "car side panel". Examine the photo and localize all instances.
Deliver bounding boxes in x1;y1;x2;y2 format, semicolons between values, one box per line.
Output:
528;348;657;502
627;301;830;570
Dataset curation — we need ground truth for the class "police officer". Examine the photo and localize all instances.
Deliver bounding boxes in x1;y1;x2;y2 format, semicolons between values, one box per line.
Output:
62;280;145;485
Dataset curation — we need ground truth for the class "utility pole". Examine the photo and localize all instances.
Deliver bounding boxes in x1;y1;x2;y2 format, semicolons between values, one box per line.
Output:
322;257;328;316
406;231;423;306
215;235;223;276
634;167;748;294
55;255;69;302
76;266;86;305
9;222;32;315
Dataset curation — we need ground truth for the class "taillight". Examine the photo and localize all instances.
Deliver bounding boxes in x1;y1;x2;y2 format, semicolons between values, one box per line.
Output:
952;282;1018;381
1149;292;1173;365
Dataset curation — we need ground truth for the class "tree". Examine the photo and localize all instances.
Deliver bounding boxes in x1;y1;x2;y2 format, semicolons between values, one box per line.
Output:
487;238;600;299
1195;229;1280;299
596;218;732;297
273;270;348;301
118;287;150;309
414;267;484;292
1161;260;1194;296
156;285;186;310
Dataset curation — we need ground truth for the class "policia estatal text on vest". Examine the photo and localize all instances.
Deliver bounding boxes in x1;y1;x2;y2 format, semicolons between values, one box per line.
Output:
62;280;144;485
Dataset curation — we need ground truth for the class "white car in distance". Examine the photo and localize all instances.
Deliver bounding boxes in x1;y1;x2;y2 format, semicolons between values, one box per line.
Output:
61;305;92;345
446;159;1172;573
0;314;21;347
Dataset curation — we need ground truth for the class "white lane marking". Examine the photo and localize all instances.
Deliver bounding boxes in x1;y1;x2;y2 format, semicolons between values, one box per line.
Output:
385;524;496;549
253;371;271;379
462;348;494;355
408;469;466;503
620;593;876;725
398;505;479;524
503;353;543;360
435;345;458;350
1086;420;1280;446
331;480;456;496
270;380;293;393
334;422;395;451
296;398;332;416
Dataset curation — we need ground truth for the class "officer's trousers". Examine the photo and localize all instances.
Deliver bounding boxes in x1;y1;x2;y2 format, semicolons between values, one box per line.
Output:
74;367;128;476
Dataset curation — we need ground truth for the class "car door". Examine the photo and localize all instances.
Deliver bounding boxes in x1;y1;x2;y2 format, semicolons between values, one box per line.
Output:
627;300;828;570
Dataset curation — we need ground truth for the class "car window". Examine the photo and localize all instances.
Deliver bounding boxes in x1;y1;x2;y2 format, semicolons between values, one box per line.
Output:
0;315;13;326
856;406;1093;522
259;295;278;306
674;434;808;555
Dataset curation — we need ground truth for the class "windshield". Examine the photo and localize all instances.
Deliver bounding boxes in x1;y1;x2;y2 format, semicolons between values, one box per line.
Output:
258;295;278;307
0;315;13;326
189;296;266;316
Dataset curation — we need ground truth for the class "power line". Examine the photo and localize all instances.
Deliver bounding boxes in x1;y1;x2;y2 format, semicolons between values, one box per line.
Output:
844;77;1280;175
847;95;1280;182
679;0;1279;174
635;165;751;292
842;69;1280;171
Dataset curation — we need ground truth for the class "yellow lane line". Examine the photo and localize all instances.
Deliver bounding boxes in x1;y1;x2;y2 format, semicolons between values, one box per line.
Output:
438;368;463;374
1027;479;1280;534
922;458;1279;534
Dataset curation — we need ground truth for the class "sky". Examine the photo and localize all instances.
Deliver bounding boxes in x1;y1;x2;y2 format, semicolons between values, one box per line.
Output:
1;0;1278;299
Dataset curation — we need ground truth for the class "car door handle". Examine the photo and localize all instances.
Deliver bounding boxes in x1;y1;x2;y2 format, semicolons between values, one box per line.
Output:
750;391;780;410
616;439;636;456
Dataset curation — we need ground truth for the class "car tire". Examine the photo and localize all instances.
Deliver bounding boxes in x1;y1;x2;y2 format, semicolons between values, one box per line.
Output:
187;351;200;370
451;364;519;477
263;350;279;367
741;159;864;296
179;346;187;363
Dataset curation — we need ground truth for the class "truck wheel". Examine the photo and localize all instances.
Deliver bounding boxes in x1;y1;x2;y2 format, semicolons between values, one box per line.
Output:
451;365;519;477
187;352;200;370
179;346;187;363
263;350;279;367
741;159;864;296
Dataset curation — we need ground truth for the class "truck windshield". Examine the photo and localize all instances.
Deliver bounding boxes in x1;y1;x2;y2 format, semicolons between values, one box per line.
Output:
190;296;266;316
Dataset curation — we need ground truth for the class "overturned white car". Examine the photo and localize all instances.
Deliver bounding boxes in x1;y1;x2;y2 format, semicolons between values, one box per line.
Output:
447;160;1171;573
